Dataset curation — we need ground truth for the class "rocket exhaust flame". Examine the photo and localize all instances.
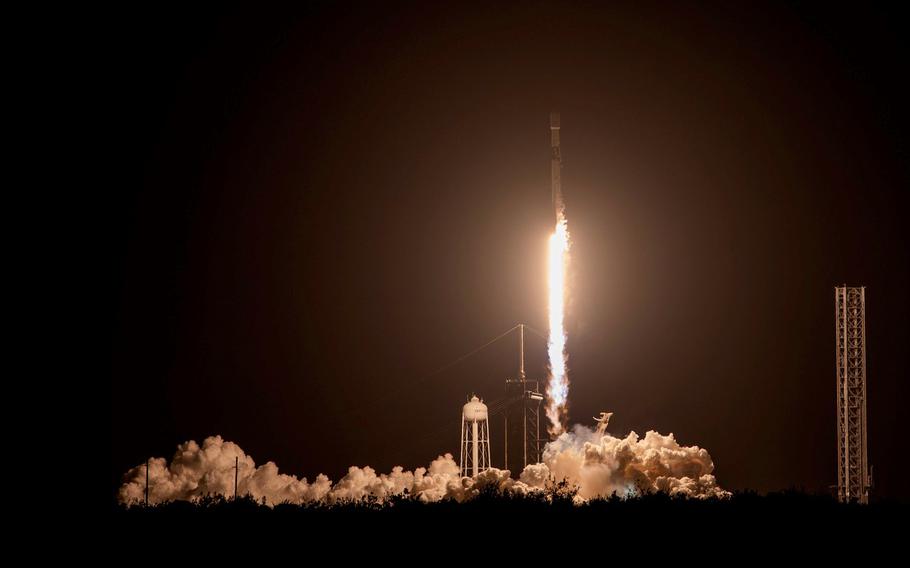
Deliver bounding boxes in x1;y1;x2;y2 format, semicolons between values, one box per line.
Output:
546;213;570;435
546;111;569;436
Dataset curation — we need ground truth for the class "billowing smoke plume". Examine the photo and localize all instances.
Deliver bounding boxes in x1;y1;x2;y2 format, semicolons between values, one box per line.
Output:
519;424;729;500
118;435;534;506
119;423;727;506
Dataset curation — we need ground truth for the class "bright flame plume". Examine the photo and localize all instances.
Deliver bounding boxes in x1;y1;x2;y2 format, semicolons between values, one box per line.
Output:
546;213;570;435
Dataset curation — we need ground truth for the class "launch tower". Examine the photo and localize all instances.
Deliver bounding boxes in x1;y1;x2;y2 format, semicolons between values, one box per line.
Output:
835;286;871;504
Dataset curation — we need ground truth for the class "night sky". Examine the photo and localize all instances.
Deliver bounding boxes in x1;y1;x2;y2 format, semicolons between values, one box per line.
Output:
109;2;909;501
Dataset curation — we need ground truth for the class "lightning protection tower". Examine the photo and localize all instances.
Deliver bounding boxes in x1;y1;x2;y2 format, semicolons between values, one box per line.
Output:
460;395;492;477
504;324;544;476
835;286;871;504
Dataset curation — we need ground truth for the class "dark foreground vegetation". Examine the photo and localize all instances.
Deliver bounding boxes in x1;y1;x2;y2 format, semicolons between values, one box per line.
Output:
108;492;905;561
112;484;903;536
110;488;907;560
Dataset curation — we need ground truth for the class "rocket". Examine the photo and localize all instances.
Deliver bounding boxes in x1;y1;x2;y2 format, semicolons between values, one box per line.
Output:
550;111;563;217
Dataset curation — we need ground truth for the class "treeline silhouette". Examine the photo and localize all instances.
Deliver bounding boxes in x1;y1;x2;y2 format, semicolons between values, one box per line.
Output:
113;481;900;523
111;484;907;549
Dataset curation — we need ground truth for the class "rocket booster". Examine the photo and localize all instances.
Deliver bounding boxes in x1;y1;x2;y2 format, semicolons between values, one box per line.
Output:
550;111;563;217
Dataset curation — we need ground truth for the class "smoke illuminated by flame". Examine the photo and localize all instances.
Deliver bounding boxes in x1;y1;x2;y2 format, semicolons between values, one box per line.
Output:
546;213;570;435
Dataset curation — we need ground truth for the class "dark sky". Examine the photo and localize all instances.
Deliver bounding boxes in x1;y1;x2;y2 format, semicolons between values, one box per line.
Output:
109;2;909;501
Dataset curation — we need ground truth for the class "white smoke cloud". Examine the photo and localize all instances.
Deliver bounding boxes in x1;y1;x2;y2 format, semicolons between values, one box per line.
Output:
119;425;727;506
519;424;729;499
118;436;333;506
118;435;534;506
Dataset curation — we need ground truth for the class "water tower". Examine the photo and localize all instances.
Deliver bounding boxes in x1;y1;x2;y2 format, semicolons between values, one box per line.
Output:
460;395;492;477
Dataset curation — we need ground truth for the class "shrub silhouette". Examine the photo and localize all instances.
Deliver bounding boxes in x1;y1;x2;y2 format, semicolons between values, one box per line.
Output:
113;485;902;533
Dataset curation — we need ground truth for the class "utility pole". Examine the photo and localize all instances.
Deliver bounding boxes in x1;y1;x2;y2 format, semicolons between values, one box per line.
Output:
145;458;149;507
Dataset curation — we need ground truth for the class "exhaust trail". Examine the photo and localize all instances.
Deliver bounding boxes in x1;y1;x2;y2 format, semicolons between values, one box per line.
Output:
546;112;570;435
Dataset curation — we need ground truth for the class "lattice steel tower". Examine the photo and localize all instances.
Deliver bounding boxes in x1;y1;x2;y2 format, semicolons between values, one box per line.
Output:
504;324;544;476
835;286;871;504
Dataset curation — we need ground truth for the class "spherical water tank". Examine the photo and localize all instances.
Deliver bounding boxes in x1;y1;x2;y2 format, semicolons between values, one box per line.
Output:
462;395;488;422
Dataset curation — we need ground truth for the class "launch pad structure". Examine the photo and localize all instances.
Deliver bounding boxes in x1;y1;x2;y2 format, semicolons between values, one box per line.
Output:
835;286;871;504
504;324;544;475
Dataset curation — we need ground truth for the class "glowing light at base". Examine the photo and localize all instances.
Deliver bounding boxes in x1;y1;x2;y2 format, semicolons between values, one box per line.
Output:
546;214;570;435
